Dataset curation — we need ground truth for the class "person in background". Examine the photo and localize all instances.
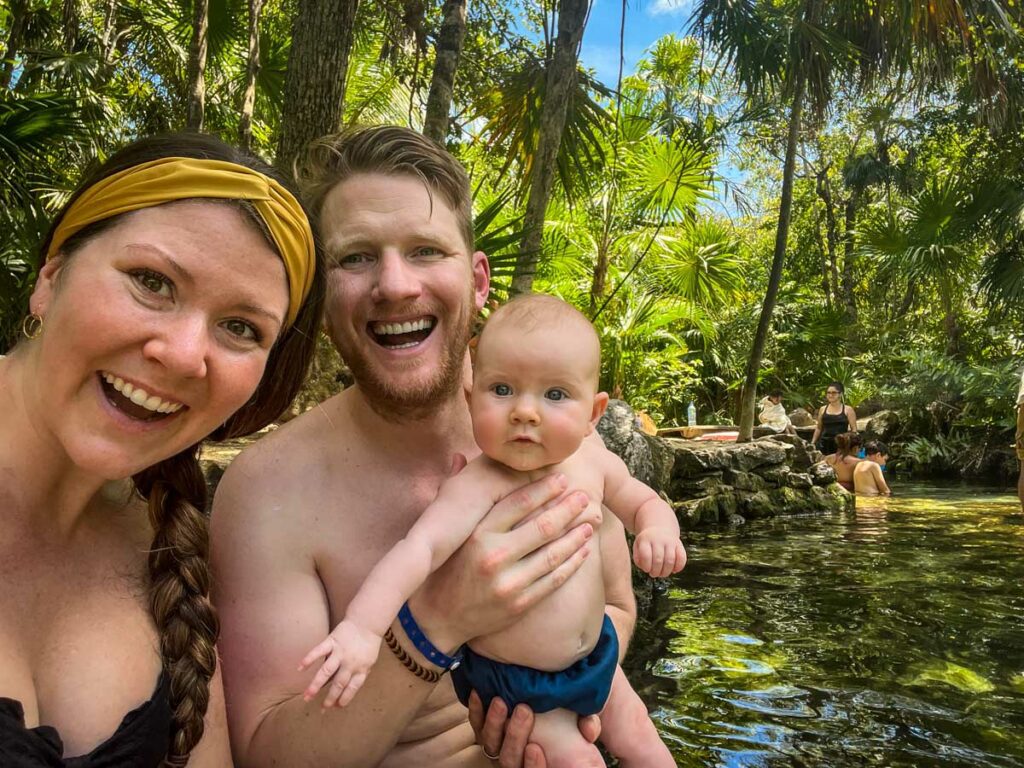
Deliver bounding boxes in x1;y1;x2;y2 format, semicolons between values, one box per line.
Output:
853;441;892;496
811;381;857;455
0;133;324;766
758;389;795;434
823;431;862;491
1016;366;1024;513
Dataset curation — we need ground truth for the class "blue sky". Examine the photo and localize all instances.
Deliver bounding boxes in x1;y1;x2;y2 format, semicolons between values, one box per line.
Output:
579;0;697;88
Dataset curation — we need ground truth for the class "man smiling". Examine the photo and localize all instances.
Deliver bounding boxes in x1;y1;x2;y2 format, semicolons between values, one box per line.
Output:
211;126;635;767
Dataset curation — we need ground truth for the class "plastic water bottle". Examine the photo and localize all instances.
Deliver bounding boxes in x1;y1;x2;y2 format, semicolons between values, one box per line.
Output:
687;401;697;427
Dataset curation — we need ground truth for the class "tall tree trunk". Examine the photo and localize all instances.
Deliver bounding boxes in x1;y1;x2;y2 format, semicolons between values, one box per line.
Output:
813;214;831;307
100;0;119;64
0;0;28;90
186;0;209;131
422;0;466;143
814;165;840;299
239;0;265;151
588;230;612;314
63;0;78;51
276;0;359;176
737;73;805;443
840;193;859;326
510;0;590;295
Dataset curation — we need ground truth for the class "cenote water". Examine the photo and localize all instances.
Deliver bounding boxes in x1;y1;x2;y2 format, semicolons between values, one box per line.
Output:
627;483;1024;767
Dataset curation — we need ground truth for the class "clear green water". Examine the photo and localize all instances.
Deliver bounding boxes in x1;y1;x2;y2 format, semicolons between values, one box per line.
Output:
628;484;1024;767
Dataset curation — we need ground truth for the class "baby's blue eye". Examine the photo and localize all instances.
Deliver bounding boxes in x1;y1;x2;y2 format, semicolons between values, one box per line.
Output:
545;388;568;401
493;383;512;396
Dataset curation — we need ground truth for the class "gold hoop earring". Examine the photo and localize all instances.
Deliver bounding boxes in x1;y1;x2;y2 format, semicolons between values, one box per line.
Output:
21;313;43;340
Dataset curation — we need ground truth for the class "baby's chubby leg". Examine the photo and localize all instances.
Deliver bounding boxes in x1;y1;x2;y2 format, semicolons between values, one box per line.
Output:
529;708;604;768
598;665;674;767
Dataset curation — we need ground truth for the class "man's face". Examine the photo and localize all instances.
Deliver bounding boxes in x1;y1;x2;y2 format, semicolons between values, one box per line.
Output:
319;173;489;418
769;395;781;405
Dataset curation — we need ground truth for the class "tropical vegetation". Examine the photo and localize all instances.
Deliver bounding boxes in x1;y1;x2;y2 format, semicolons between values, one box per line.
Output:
2;0;1023;476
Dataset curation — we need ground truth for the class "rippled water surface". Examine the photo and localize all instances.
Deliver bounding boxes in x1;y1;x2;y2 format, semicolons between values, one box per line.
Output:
628;484;1024;767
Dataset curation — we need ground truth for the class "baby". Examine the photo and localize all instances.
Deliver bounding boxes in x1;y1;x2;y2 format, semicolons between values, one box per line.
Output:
300;294;684;766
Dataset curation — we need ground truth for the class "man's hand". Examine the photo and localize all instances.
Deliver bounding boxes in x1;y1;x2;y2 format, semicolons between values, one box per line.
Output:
298;620;382;709
467;692;601;767
632;527;686;578
410;473;593;649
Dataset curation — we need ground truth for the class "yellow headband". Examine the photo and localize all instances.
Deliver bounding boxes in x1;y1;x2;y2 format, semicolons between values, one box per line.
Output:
47;157;316;328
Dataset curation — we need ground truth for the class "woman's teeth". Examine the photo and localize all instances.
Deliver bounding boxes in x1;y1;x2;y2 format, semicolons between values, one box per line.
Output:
101;373;183;414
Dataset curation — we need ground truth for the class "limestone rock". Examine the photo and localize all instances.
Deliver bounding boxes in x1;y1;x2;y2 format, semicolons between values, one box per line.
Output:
741;491;775;519
597;399;674;492
762;433;819;470
729;440;792;472
789;407;816;427
671;472;724;495
723;468;766;492
759;464;792;486
863;409;902;443
785;472;813;490
809;462;837;486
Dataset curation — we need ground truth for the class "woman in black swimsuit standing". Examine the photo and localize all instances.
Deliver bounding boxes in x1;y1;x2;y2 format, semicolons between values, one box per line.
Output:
0;134;324;766
811;381;858;455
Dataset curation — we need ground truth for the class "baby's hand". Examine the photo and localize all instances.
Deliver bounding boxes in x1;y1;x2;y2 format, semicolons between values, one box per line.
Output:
633;527;686;578
298;620;382;708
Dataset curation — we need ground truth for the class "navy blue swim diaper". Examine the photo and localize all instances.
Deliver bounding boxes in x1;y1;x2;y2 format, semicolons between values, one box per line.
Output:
451;613;618;716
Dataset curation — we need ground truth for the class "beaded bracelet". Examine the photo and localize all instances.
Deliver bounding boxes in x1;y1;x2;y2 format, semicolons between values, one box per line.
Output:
383;627;442;683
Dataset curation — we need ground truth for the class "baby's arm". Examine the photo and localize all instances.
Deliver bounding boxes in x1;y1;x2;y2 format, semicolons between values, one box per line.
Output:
600;450;686;578
299;461;510;707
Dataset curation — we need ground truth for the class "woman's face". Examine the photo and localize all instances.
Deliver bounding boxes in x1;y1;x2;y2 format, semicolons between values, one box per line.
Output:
27;200;289;480
826;386;841;402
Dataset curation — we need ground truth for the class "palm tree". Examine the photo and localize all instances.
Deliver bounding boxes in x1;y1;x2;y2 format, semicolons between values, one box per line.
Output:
422;0;466;142
186;0;209;130
510;0;591;295
276;0;359;175
691;0;1023;441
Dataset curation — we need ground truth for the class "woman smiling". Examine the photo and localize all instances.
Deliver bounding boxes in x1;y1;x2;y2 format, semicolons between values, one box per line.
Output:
0;134;323;766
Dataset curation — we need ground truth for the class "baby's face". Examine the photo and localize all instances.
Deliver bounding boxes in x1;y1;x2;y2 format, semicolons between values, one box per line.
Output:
470;323;605;471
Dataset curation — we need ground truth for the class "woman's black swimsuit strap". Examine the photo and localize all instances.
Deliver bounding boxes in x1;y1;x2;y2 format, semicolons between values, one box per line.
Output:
0;672;171;767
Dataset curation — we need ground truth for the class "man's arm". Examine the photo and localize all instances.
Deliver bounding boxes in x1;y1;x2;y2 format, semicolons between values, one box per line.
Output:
299;466;507;707
211;450;437;768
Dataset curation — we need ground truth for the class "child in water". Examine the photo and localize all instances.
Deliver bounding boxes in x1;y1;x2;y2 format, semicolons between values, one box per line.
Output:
853;440;892;496
300;294;682;766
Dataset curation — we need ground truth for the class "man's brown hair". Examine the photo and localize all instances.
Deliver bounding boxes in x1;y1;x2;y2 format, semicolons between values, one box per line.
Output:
297;125;474;252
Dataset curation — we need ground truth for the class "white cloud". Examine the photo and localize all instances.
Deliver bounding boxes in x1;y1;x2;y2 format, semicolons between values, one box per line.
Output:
647;0;694;17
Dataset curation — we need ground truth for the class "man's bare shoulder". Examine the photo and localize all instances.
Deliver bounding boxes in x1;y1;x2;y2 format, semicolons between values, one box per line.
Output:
214;391;358;527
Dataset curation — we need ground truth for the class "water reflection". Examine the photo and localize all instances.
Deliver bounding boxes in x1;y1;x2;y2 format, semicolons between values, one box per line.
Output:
628;484;1024;767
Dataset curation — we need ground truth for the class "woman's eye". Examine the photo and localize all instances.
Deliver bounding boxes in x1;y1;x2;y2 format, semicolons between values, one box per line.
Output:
493;383;512;396
223;319;261;342
545;388;568;402
131;269;173;298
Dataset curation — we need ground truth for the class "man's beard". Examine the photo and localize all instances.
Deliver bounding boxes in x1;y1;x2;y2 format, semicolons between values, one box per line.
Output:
342;298;476;423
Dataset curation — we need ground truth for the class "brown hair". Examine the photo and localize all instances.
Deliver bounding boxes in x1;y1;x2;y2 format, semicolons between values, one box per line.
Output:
834;431;862;460
41;133;325;766
296;124;475;252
